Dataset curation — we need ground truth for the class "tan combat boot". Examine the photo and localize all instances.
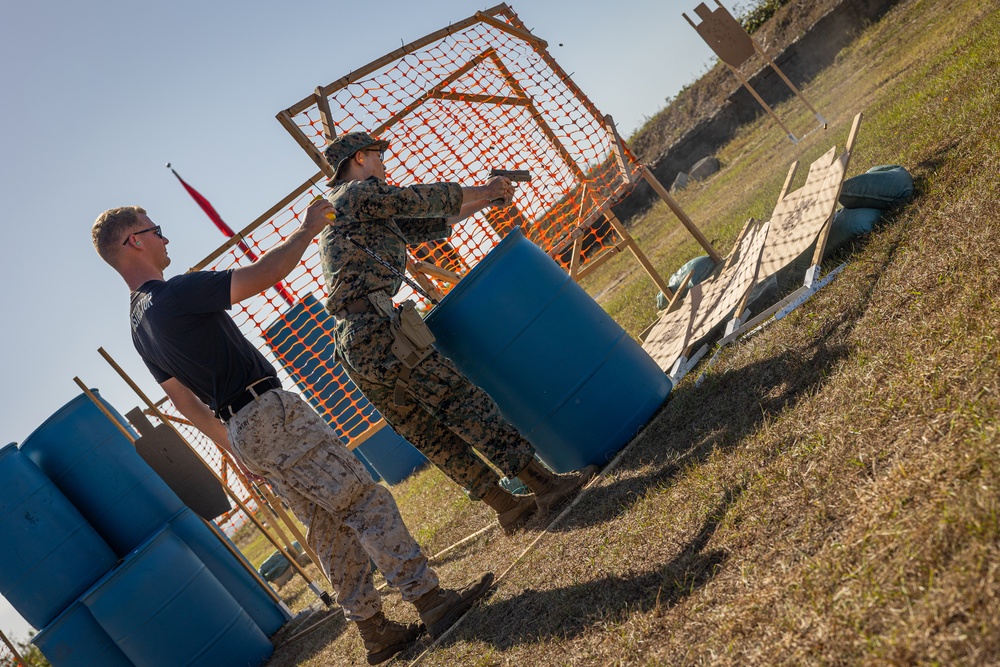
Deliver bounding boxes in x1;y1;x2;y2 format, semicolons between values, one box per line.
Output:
517;459;599;516
480;484;536;534
412;572;494;639
355;611;423;665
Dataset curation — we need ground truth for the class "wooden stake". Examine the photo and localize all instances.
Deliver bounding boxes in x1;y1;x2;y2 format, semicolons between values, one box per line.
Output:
568;235;583;278
345;419;388;451
405;259;446;302
97;348;330;607
755;44;826;126
276;110;333;177
314;86;337;142
573;238;629;281
73;378;137;444
778;160;800;202
605;211;673;299
666;270;695;314
637;165;722;263
0;627;25;664
257;483;320;567
726;64;798;143
229;461;299;555
411;260;462;283
604;114;634;183
809;113;862;268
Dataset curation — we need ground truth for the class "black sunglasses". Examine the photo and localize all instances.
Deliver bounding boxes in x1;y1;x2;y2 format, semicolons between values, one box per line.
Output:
123;225;163;246
365;148;386;161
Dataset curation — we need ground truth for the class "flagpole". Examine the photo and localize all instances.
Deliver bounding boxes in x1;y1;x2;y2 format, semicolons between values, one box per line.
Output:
167;164;296;308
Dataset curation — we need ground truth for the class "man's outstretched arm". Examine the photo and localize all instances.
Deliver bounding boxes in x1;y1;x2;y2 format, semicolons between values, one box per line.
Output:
229;198;334;305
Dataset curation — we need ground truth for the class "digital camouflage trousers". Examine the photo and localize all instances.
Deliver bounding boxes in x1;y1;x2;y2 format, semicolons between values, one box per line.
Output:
335;311;535;500
226;388;438;621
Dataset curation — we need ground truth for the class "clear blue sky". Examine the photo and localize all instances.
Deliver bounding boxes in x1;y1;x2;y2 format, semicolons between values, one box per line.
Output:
0;0;719;641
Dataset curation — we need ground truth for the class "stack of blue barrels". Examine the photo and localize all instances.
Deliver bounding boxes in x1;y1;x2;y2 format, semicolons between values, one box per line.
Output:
0;390;287;667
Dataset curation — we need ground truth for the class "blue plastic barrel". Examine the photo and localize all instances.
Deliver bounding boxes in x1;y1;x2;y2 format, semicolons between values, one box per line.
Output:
82;526;273;667
31;601;134;667
168;508;288;637
0;443;118;629
20;391;184;555
262;294;428;484
424;228;672;472
351;428;429;485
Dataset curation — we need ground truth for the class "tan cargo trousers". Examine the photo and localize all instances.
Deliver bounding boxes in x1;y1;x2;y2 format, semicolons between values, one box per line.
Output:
226;388;438;621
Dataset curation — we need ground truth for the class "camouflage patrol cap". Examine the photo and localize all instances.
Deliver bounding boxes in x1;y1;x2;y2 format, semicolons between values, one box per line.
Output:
324;132;390;185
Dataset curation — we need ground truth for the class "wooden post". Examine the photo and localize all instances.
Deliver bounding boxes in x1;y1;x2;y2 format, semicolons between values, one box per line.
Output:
604;211;674;300
0;628;25;666
227;459;299;555
809;113;862;269
314;86;337;142
73;378;137;443
257;483;320;567
568;235;583;278
725;63;798;143
95;349;333;607
755;45;827;127
666;270;695;314
778;160;799;202
345;419;388;451
637;165;723;263
405;259;446;302
276;110;334;178
603;114;634;183
411;260;462;283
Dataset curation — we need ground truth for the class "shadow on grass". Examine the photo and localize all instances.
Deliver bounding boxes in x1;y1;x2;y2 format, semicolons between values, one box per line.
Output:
448;485;743;650
554;211;909;534
268;609;350;667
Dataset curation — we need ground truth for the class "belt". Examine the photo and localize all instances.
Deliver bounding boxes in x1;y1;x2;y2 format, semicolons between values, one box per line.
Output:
217;377;282;422
334;297;373;320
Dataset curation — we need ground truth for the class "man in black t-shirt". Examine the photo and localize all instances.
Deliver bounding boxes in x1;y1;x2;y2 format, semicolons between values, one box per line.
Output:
92;204;492;664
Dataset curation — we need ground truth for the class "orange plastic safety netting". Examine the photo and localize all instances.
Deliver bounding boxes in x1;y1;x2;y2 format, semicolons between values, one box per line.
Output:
279;4;642;284
176;180;386;460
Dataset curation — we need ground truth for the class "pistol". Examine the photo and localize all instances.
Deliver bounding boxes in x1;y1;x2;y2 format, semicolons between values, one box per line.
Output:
489;169;531;183
487;169;531;206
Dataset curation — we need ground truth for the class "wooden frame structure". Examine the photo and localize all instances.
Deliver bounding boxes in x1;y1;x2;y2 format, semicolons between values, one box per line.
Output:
276;3;720;301
684;0;827;144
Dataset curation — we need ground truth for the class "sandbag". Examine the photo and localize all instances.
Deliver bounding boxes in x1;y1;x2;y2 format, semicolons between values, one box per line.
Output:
839;165;914;210
826;207;882;252
656;255;718;309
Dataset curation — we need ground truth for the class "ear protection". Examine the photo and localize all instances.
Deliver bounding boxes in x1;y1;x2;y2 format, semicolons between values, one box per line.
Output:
135;240;141;246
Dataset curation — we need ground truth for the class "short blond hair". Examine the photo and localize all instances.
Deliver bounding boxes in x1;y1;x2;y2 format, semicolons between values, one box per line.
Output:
92;206;146;264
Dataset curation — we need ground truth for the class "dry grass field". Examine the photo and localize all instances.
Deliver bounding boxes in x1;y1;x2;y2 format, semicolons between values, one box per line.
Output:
257;0;1000;663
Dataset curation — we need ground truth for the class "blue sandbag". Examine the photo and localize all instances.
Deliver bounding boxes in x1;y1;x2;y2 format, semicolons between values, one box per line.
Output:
656;255;717;309
839;165;914;210
826;207;882;251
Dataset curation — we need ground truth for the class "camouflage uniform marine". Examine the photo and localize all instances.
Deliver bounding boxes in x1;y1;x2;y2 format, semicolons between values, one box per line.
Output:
318;175;535;499
226;388;437;620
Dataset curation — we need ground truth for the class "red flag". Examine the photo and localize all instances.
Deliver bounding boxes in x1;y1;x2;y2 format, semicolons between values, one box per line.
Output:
168;166;295;307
